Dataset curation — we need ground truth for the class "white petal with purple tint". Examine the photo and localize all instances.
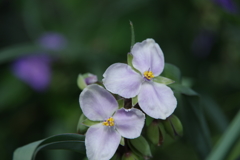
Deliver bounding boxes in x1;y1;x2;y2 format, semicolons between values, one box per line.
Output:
85;123;121;160
131;39;164;76
138;82;177;119
79;84;118;121
113;108;145;139
103;63;142;98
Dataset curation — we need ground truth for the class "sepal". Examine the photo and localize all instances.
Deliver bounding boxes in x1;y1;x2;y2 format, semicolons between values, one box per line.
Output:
120;137;125;146
118;99;124;109
77;113;88;134
153;76;175;85
132;96;138;107
77;74;87;90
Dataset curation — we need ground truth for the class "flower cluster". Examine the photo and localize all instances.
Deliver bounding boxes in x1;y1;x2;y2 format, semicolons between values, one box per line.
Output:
79;39;177;160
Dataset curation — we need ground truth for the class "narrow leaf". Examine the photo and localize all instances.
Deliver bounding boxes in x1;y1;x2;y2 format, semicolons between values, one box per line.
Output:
206;110;240;160
13;133;85;160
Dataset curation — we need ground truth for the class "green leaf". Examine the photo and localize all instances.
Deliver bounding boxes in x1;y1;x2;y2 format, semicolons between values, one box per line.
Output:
153;76;175;85
118;98;124;109
202;95;228;133
161;63;181;83
13;133;85;160
170;84;198;96
206;111;240;160
129;135;152;158
178;92;211;158
132;96;138;107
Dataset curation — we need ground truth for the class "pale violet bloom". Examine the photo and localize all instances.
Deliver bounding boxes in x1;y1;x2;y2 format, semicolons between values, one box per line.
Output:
79;84;145;160
103;39;177;119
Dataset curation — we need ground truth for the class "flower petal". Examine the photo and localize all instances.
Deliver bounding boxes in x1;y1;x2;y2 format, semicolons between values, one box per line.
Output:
79;84;118;121
138;82;177;119
86;123;121;160
131;39;164;76
113;108;145;139
103;63;142;98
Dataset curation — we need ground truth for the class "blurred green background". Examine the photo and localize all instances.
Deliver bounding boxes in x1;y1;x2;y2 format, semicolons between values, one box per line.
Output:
1;0;240;160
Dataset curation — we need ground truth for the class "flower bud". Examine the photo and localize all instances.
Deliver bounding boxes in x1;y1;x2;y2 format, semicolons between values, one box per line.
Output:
147;121;159;145
121;152;138;160
77;73;98;90
163;114;183;139
129;135;152;158
147;120;167;146
111;153;121;160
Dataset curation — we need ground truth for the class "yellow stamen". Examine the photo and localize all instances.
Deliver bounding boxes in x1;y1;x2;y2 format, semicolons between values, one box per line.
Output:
102;117;115;126
144;71;154;80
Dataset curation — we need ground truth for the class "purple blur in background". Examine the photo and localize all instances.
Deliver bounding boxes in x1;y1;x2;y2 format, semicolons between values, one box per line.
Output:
12;54;52;91
192;30;215;58
11;32;67;91
38;32;67;51
212;0;238;13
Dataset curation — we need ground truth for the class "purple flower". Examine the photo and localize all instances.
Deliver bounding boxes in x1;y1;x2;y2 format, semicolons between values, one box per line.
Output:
79;84;145;160
11;54;51;91
212;0;238;13
103;39;177;119
38;32;67;51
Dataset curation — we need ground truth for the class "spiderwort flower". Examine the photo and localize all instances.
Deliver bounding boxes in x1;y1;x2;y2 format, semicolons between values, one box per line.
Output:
79;84;145;160
103;39;177;119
